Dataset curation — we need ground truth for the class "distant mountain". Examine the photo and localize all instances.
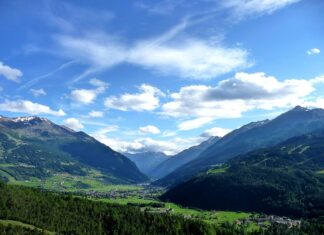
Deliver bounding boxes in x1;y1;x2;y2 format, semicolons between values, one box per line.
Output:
155;106;324;187
123;151;169;177
150;137;220;179
0;116;148;188
161;128;324;218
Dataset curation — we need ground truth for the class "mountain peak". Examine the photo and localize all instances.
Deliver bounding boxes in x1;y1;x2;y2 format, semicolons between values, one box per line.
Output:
0;115;50;123
12;116;49;123
290;105;311;112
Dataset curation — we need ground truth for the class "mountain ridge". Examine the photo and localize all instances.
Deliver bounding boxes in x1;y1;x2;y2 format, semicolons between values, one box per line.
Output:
161;126;324;218
0;115;148;188
123;151;169;177
150;136;220;179
155;106;324;187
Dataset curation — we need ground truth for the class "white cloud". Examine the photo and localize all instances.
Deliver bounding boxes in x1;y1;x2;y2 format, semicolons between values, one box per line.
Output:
71;89;98;104
300;98;324;109
310;75;324;84
135;0;185;15
162;72;317;130
88;110;104;117
89;78;109;88
139;125;161;134
0;100;66;116
104;84;164;111
63;118;84;131
56;22;250;80
178;117;214;131
201;127;233;137
71;78;108;104
129;39;250;79
93;125;119;135
307;48;321;55
29;88;47;97
92;134;205;155
0;62;23;82
222;0;300;19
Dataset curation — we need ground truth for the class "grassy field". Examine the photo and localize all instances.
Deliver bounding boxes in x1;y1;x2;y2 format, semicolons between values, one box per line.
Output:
93;195;255;227
6;168;142;192
0;219;55;235
317;169;324;174
207;166;228;175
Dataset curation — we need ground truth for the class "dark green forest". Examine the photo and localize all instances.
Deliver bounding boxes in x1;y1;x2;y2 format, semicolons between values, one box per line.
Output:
1;181;324;234
0;181;219;235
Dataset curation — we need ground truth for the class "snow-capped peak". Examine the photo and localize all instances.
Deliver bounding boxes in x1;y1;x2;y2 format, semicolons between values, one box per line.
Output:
0;115;49;123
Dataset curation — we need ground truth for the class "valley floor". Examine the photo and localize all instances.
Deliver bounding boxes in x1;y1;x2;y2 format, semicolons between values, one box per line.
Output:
74;184;296;232
0;170;304;233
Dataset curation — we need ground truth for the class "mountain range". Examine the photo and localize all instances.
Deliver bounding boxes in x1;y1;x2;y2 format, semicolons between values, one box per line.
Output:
161;127;324;218
155;106;324;187
123;151;169;177
149;136;220;179
0;116;147;189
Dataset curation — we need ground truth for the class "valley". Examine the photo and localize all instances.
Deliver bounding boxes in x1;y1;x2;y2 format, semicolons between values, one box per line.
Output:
2;108;324;234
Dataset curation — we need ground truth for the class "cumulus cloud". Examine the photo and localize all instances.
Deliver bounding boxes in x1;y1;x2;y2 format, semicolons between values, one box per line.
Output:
222;0;300;19
104;84;164;111
307;48;321;55
92;134;205;155
162;72;318;130
88;110;104;117
201;127;233;137
139;125;161;134
0;62;23;82
0;100;66;116
56;22;250;80
71;78;108;104
63;118;84;131
29;88;47;97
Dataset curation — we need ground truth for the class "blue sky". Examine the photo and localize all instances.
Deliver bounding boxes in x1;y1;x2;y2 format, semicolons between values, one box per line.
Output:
0;0;324;154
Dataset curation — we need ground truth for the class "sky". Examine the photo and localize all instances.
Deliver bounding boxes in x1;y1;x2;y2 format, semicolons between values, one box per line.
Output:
0;0;324;155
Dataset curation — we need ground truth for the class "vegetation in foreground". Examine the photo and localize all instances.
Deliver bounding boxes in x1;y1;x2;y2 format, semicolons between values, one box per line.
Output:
1;181;324;234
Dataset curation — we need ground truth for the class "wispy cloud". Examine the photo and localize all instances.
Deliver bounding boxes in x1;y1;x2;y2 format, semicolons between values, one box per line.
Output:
135;0;186;15
88;110;104;118
55;20;250;80
29;88;47;97
17;60;77;91
221;0;301;20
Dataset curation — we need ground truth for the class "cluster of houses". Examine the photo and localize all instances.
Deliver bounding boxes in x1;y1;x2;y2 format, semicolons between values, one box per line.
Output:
237;215;301;228
84;185;164;201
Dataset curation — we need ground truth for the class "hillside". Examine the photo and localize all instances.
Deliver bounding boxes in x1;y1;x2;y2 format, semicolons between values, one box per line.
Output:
0;116;148;189
156;106;324;186
161;128;324;218
124;151;169;177
150;137;220;179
